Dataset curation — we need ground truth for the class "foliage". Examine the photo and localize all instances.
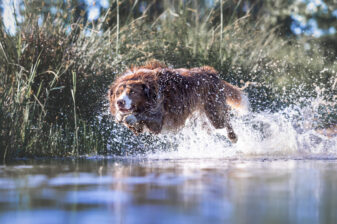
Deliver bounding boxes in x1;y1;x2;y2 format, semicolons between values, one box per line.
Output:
0;10;114;160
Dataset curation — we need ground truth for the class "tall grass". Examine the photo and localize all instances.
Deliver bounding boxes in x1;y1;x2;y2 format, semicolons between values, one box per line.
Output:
71;71;79;156
0;12;115;160
0;1;336;160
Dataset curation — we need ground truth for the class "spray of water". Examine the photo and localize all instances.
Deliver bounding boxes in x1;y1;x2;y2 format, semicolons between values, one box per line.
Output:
106;72;336;159
145;108;336;159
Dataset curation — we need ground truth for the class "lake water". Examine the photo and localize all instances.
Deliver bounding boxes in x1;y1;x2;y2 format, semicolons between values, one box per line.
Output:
1;157;337;224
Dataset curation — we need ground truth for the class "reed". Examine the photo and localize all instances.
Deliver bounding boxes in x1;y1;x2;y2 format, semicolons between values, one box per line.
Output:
116;0;120;57
71;71;79;156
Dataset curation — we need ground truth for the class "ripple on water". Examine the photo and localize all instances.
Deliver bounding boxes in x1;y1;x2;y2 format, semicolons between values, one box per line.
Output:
0;178;16;190
48;173;114;186
65;190;130;204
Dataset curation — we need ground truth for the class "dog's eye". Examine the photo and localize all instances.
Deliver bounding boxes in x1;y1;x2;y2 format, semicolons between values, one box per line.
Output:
130;90;135;94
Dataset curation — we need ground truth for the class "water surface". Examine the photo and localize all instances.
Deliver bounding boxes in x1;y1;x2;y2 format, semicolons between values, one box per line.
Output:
1;157;337;224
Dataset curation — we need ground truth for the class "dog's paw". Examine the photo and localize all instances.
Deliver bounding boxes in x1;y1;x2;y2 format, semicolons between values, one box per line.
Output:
228;132;238;143
124;115;144;135
124;114;138;126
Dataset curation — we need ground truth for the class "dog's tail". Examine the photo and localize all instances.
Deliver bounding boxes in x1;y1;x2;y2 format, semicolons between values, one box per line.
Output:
223;81;251;114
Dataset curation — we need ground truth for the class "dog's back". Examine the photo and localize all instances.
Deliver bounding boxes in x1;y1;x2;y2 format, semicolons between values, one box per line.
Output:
154;67;248;131
158;67;248;112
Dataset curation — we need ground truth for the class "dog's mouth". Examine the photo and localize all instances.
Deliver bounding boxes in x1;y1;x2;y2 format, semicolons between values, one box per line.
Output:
118;106;134;114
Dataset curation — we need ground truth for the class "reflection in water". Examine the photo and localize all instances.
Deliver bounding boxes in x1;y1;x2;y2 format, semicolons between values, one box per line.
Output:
0;158;337;224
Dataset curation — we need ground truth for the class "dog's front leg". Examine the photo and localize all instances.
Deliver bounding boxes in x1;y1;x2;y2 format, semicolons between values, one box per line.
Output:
124;114;144;135
133;111;163;134
144;112;163;134
124;110;163;135
124;114;139;126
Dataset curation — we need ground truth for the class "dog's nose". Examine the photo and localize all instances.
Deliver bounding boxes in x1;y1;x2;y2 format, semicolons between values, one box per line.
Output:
117;99;125;108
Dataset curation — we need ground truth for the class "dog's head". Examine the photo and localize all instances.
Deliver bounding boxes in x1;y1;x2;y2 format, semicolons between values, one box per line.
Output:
108;77;158;119
111;81;148;114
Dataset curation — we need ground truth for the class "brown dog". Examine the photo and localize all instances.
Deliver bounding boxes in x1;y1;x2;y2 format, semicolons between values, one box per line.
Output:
108;62;249;143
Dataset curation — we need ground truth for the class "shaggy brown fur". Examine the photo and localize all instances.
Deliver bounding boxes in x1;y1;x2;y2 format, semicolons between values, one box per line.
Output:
108;62;248;143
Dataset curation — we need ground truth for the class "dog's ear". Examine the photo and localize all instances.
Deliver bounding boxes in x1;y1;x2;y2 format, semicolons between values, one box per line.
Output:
108;84;117;115
142;84;150;99
142;83;157;102
107;84;117;100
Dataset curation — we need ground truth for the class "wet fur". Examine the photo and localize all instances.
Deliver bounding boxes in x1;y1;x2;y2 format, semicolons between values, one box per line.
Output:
108;62;247;143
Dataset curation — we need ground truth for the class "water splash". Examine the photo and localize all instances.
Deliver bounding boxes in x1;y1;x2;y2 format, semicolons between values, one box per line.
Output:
145;107;336;159
106;74;336;159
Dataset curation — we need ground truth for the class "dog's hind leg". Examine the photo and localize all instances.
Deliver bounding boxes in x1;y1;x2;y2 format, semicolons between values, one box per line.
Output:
204;102;238;143
223;109;238;143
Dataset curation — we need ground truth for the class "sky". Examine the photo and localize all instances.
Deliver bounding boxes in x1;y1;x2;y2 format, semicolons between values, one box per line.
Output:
1;0;336;37
2;0;23;35
85;0;109;21
1;0;109;35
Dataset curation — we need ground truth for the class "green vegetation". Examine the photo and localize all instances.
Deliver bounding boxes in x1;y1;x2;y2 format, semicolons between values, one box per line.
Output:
0;0;336;160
